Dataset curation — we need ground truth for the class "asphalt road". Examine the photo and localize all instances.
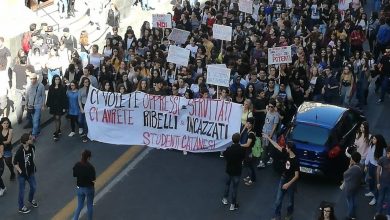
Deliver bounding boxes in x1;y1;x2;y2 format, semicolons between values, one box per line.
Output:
92;93;389;220
0;86;389;220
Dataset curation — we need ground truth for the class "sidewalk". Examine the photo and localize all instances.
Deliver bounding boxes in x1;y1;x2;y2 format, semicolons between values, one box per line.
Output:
5;99;53;146
6;0;181;146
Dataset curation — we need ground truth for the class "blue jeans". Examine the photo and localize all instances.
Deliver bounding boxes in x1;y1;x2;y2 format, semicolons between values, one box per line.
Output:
377;184;390;215
380;76;389;101
273;177;296;218
79;113;88;135
58;0;68;18
31;109;41;137
0;158;4;189
73;186;94;220
368;163;378;198
223;175;240;204
18;175;37;209
346;192;357;218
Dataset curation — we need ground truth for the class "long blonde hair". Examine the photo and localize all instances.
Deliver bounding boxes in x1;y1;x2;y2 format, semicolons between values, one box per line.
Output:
80;31;89;46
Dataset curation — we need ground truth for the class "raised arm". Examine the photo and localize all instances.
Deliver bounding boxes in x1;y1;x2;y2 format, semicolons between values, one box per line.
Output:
263;133;283;152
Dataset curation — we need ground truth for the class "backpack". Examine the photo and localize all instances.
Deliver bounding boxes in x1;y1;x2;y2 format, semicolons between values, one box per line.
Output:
22;32;31;54
377;26;390;45
250;132;263;158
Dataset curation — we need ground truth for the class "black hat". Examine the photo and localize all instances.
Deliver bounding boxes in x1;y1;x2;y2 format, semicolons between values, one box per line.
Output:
63;27;70;33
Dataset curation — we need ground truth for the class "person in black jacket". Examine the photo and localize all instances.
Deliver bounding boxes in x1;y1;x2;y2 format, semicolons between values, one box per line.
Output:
221;132;245;211
73;149;96;220
342;151;363;220
13;133;38;214
46;76;68;141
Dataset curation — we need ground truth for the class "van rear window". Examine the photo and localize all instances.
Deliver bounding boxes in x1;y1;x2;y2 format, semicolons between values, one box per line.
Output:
291;124;330;146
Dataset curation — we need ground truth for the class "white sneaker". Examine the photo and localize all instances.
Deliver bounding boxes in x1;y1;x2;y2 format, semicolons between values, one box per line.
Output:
222;198;228;205
78;128;83;135
267;157;274;165
257;161;266;168
183;151;187;155
365;192;374;197
229;204;235;211
68;132;75;137
369;198;376;205
0;187;6;196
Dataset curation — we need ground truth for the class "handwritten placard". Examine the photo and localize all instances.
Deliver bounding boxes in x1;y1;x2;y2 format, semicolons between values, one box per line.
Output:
167;28;190;45
212;24;232;41
152;14;172;28
206;65;231;87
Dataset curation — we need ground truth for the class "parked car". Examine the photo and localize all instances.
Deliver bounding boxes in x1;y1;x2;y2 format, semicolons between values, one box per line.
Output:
275;102;365;179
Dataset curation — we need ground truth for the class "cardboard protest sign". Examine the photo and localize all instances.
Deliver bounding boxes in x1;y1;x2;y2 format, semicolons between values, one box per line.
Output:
152;14;172;28
238;0;253;14
85;87;242;152
212;24;232;41
167;28;190;45
167;45;190;66
207;64;227;68
267;46;292;65
206;65;231;87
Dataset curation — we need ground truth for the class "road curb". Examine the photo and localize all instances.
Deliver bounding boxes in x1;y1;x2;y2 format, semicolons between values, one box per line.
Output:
11;115;54;147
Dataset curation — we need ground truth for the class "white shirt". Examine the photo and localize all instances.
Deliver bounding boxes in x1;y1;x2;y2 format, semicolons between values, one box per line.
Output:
185;44;198;58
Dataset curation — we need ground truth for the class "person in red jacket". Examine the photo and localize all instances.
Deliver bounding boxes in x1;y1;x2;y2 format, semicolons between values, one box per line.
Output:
350;26;366;54
206;12;216;31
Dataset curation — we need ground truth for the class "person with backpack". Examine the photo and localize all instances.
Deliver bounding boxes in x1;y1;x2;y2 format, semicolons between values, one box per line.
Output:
21;24;37;54
221;132;246;211
375;18;390;60
240;117;257;186
377;46;390;103
368;12;380;51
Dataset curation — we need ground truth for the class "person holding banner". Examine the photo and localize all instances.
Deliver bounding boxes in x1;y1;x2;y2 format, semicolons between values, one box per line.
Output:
222;132;246;211
240;117;256;186
78;77;91;143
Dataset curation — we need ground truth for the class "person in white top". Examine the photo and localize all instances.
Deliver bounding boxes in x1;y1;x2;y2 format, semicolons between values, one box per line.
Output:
364;134;387;206
88;45;103;76
46;48;62;85
185;37;198;58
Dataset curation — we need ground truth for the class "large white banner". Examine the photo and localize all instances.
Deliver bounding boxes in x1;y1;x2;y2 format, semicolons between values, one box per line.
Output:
167;45;190;66
206;65;231;87
268;46;292;65
238;0;253;14
212;24;232;41
85;88;242;152
152;14;172;28
167;28;190;45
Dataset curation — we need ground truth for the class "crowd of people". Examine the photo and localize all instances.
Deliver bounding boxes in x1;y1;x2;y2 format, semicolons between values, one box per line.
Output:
0;0;390;218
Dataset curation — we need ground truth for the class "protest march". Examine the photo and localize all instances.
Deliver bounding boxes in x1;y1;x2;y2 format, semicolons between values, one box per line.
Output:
0;0;390;219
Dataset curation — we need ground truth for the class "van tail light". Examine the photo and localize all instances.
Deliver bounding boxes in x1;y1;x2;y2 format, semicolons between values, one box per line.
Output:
328;145;341;159
278;134;286;148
